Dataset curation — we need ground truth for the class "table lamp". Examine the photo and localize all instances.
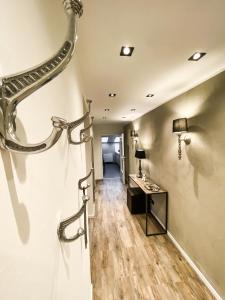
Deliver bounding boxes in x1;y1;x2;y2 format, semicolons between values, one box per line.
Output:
135;149;146;178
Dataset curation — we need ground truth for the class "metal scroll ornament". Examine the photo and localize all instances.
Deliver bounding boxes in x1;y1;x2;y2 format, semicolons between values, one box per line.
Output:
0;0;83;154
67;106;96;201
67;100;92;145
57;194;89;244
58;169;93;247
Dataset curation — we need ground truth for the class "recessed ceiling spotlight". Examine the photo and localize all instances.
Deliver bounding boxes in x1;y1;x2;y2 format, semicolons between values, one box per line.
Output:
146;94;154;98
104;108;110;112
188;52;206;61
120;46;134;56
130;108;136;112
109;93;116;97
122;116;127;119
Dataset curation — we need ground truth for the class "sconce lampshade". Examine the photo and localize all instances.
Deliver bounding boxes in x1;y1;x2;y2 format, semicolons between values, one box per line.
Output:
135;149;146;159
131;130;138;137
173;118;188;133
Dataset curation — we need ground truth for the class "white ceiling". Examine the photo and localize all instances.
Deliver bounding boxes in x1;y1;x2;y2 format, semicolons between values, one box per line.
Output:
77;0;225;124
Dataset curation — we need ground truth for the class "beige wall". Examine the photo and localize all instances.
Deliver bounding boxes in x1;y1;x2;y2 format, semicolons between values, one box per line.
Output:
0;1;92;299
93;123;124;180
125;70;225;299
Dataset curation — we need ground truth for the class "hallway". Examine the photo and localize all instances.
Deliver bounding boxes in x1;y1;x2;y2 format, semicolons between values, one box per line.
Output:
103;163;121;179
89;179;214;300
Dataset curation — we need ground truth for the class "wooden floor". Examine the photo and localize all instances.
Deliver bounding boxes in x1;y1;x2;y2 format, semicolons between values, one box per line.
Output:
89;179;215;300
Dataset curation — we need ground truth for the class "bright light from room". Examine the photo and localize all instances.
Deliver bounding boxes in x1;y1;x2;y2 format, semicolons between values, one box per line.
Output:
101;137;108;143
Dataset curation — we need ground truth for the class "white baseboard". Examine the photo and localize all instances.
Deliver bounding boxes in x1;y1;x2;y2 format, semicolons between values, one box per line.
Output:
167;231;223;300
88;214;96;219
89;283;93;300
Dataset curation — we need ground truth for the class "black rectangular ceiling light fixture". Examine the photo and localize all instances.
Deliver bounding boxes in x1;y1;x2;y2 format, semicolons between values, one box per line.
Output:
109;93;116;97
188;52;206;61
120;46;134;56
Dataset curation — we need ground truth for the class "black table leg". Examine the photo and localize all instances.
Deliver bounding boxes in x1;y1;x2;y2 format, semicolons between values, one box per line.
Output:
145;194;148;236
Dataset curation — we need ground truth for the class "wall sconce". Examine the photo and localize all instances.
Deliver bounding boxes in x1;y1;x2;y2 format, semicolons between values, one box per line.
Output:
173;118;191;160
131;130;138;143
135;149;146;178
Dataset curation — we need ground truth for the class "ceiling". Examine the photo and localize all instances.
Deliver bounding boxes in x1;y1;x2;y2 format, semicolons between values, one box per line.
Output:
77;0;225;124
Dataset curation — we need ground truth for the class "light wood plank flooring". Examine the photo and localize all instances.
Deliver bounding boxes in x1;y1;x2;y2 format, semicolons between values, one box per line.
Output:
89;179;215;300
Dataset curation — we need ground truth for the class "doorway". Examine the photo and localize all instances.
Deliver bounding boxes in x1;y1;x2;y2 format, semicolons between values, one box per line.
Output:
101;135;125;182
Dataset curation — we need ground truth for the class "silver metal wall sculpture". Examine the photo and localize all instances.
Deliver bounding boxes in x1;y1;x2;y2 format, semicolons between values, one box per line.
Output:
67;102;96;201
58;169;93;247
67;99;92;145
0;0;83;154
57;194;89;244
58;99;96;246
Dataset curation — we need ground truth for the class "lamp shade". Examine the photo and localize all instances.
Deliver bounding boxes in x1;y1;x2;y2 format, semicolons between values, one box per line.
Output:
135;149;146;159
131;130;138;137
173;118;188;133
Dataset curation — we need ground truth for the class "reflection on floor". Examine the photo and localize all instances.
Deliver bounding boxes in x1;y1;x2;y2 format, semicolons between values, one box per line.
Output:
103;163;120;179
89;179;215;300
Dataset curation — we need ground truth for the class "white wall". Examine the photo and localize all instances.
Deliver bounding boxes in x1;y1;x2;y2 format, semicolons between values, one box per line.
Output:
93;123;125;180
0;1;92;299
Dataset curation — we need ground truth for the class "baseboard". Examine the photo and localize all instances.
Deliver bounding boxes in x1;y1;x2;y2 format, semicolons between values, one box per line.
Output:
95;178;103;182
89;283;93;300
88;204;96;218
167;231;223;300
88;214;96;219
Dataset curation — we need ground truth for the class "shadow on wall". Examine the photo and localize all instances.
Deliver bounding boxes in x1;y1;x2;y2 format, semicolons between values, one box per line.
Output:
11;119;28;183
186;82;225;197
141;105;173;174
0;117;30;244
1;151;30;244
59;242;71;279
186;125;214;198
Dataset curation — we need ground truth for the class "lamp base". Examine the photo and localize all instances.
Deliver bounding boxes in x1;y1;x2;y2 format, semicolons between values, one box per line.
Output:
137;159;143;178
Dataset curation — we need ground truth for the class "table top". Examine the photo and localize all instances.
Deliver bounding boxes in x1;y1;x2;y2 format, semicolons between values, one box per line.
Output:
129;174;167;195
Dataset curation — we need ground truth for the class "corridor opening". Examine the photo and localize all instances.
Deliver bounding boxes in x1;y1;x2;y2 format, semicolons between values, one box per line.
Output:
101;135;125;182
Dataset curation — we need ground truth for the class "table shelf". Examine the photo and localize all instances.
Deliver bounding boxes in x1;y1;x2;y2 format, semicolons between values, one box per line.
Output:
128;174;168;236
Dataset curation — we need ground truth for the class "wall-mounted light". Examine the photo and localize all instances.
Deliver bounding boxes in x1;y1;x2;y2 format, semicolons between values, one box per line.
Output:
131;130;138;143
131;130;138;138
135;149;146;178
173;118;191;160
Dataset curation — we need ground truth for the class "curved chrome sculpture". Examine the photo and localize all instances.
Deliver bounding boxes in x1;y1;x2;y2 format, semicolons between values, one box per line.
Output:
80;117;96;201
0;0;83;153
78;168;94;193
70;115;96;201
67;100;92;145
57;195;89;245
58;168;94;245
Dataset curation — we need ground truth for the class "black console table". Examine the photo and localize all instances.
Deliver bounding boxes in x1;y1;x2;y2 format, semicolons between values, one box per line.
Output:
129;174;168;236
